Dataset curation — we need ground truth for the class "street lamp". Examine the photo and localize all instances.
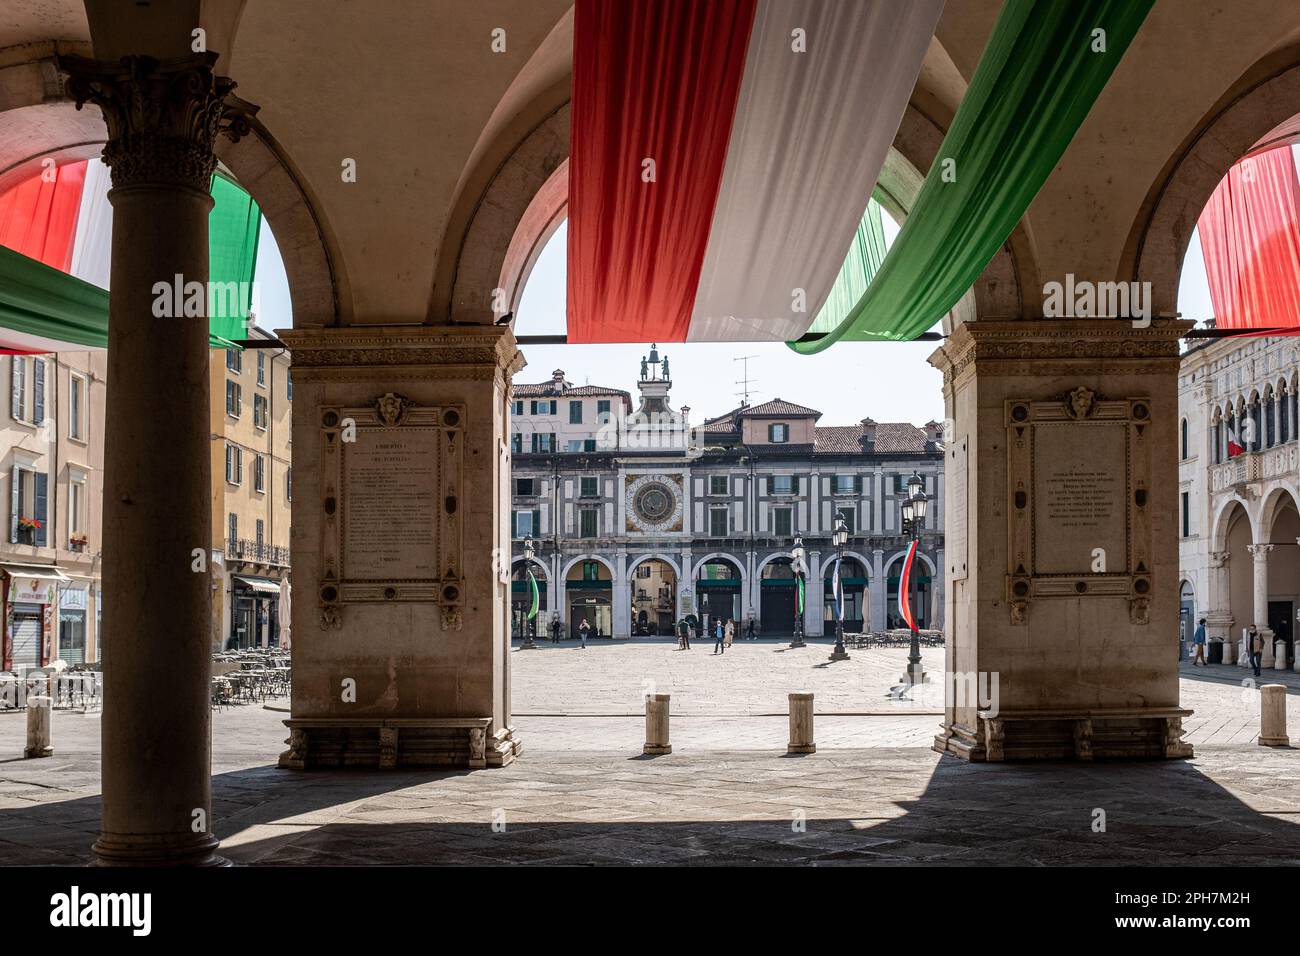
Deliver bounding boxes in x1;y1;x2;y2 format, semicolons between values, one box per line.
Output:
789;534;807;648
828;515;850;661
900;471;929;685
520;535;538;650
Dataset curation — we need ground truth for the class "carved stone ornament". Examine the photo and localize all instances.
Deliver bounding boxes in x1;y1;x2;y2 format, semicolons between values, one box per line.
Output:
56;52;259;193
1064;386;1097;420
319;603;343;631
376;392;410;427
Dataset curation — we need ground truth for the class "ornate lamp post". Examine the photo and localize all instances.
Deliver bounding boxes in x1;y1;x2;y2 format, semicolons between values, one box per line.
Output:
789;535;807;648
900;472;929;684
829;516;851;661
521;535;538;650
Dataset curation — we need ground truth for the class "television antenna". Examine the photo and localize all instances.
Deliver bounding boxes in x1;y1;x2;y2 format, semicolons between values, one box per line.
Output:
734;355;759;407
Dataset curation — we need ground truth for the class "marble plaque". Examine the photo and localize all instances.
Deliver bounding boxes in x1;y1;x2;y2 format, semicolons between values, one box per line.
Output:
342;428;439;580
1033;423;1127;575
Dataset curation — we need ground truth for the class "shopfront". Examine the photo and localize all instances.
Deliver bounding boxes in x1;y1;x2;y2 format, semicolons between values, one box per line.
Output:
57;583;89;665
0;565;69;671
230;575;282;649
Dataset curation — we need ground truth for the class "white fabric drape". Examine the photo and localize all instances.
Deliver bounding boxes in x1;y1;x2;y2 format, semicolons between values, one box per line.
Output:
68;159;113;291
686;0;944;343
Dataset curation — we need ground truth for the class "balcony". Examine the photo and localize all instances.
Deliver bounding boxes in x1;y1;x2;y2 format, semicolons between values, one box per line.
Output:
225;538;290;567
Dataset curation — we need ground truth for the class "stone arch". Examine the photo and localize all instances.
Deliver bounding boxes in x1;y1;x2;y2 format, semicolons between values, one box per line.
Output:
1127;48;1300;313
0;47;348;330
1211;495;1257;552
627;553;682;579
755;551;797;578
1259;486;1300;542
510;557;548;581
691;552;746;583
822;550;874;577
883;548;938;578
560;553;615;580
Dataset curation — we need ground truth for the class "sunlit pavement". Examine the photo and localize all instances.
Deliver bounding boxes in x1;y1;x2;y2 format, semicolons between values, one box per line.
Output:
0;642;1295;865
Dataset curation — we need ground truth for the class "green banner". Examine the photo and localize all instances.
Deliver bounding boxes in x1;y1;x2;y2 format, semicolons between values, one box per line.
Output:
790;0;1155;352
526;569;539;621
807;197;886;337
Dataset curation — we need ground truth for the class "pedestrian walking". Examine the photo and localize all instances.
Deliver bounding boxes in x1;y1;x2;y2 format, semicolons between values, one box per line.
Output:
579;618;589;650
724;618;735;649
1248;625;1263;677
1192;618;1207;666
714;618;726;654
677;617;689;650
551;618;562;644
746;617;756;640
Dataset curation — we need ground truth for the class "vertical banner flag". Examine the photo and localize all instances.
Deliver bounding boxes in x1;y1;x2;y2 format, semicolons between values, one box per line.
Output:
1227;420;1244;458
831;556;844;623
899;539;918;632
526;569;539;621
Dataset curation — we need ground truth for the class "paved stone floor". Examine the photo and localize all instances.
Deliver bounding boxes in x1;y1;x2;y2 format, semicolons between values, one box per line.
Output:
0;641;1296;866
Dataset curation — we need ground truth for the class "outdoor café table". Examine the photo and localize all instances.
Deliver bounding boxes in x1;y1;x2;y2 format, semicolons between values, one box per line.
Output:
0;674;17;709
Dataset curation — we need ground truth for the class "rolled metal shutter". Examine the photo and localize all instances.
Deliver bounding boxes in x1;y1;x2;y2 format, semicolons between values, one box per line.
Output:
10;605;41;668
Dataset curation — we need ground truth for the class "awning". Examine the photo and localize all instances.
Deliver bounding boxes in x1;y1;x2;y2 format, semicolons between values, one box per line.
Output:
234;575;282;595
0;564;70;582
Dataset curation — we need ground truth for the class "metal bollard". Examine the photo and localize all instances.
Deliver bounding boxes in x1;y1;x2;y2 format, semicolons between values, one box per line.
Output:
1259;684;1289;747
788;692;816;754
644;693;671;755
24;695;52;759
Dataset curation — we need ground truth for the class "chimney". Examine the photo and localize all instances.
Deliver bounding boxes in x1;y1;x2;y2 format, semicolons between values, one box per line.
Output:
860;417;877;450
924;420;942;445
551;369;566;393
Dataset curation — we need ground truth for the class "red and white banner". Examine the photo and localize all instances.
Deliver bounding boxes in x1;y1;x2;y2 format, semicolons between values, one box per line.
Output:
568;0;943;344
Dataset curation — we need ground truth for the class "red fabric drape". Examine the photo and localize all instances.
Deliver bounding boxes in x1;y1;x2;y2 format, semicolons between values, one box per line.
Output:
1198;147;1300;331
0;161;86;271
567;0;756;344
899;538;918;632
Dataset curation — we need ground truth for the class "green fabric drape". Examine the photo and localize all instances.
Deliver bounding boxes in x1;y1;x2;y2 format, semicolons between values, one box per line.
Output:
790;0;1155;353
527;570;540;621
807;197;887;336
0;174;260;351
208;173;262;343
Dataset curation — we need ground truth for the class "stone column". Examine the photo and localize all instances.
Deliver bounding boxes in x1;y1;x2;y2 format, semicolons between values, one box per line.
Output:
928;319;1193;762
1259;685;1289;746
1248;544;1276;666
277;325;525;769
807;550;823;637
870;547;886;631
644;693;671;754
59;52;255;865
1205;550;1234;649
787;692;815;754
612;551;630;639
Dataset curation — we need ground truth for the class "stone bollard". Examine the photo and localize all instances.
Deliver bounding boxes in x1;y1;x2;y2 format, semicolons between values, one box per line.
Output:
24;695;52;759
1222;641;1237;666
644;693;671;755
788;692;816;754
1276;641;1290;671
1259;684;1290;747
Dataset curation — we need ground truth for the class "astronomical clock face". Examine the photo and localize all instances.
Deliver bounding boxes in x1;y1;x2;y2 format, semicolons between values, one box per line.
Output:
625;474;684;534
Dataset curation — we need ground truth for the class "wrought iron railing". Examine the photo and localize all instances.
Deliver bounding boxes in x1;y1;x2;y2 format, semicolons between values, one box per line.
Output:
225;538;290;566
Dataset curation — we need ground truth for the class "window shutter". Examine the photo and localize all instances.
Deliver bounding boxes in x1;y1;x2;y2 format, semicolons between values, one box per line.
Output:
533;508;541;534
34;472;47;546
794;476;800;495
32;359;44;425
11;358;23;421
855;475;862;494
9;465;18;542
766;475;774;495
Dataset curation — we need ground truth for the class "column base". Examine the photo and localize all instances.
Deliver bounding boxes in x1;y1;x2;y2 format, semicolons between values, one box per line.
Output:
643;744;672;755
828;649;850;662
93;832;226;867
933;709;1194;761
278;718;520;769
1259;734;1291;747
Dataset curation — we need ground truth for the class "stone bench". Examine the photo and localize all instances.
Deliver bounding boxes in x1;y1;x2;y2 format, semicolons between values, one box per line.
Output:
975;707;1193;761
279;717;499;770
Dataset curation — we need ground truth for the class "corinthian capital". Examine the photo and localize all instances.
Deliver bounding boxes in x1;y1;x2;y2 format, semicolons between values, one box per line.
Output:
1247;543;1274;558
56;52;258;193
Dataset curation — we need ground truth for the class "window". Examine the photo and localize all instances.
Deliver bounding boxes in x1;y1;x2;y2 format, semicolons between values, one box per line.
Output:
597;399;611;423
512;400;524;416
710;475;729;495
516;478;535;496
769;423;789;443
8;356;44;425
228;513;238;544
10;356;25;423
286;371;293;401
253;394;269;429
1181;492;1190;538
226;380;242;417
9;465;47;546
511;433;523;454
225;443;243;485
769;475;797;495
69;374;85;440
893;474;909;494
256;351;266;386
580;476;599;497
69;480;84;534
580;508;599;538
1180;418;1189;459
226;349;241;373
513;509;540;538
531;433;555;454
530;399;557;415
774;507;793;537
837;507;856;535
566;440;584;453
583;560;600;581
256;519;265;550
32;359;44;425
286;467;292;502
710;507;729;537
834;475;858;495
254;454;266;493
569;400;583;424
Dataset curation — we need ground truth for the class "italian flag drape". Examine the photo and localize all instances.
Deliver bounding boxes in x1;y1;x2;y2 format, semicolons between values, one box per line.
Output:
0;158;261;352
568;0;942;344
898;539;919;632
1197;146;1300;333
